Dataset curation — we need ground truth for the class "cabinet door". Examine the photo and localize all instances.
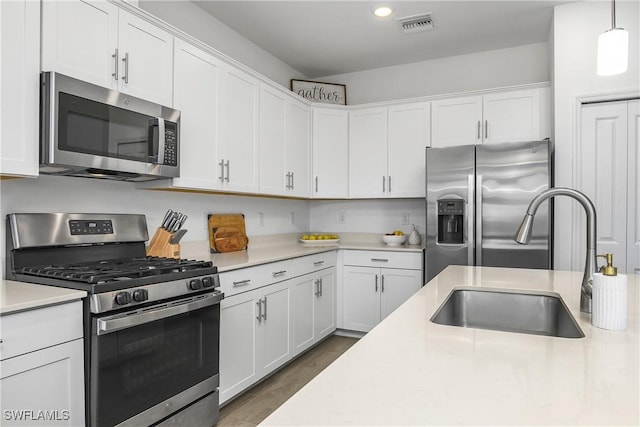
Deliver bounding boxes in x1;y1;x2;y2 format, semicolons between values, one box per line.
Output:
387;102;430;198
219;290;259;404
258;85;287;196
0;0;40;177
314;268;336;340
431;96;482;147
482;88;548;144
629;100;640;275
41;0;118;89
349;107;388;198
1;340;85;427
312;108;349;198
380;268;422;320
285;99;311;197
258;280;293;377
117;10;173;106
172;40;219;190
218;63;259;193
342;266;380;332
292;275;315;355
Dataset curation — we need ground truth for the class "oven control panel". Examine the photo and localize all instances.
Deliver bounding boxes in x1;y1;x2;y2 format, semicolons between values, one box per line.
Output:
69;220;114;235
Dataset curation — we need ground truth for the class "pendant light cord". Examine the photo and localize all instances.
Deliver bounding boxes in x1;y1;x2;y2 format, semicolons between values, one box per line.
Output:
611;0;616;29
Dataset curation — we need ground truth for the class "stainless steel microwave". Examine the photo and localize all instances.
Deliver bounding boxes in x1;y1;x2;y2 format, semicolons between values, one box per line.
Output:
40;72;180;181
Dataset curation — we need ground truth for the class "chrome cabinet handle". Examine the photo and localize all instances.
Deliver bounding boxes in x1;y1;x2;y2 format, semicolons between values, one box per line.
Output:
382;176;386;193
122;52;129;84
314;279;320;297
484;120;488;139
381;275;385;292
256;299;262;322
388;176;392;193
375;274;378;292
112;48;119;80
477;120;481;140
233;279;251;287
272;270;287;277
262;297;267;321
319;278;323;297
219;159;225;181
224;161;230;182
371;258;389;262
285;172;291;189
313;260;325;266
315;176;318;193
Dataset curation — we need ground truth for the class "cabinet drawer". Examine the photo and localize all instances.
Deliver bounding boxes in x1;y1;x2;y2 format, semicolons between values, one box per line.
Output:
290;251;337;277
342;250;422;270
0;301;83;361
219;259;293;297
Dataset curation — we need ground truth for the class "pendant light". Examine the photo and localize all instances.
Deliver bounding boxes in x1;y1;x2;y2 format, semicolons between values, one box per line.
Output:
597;0;629;76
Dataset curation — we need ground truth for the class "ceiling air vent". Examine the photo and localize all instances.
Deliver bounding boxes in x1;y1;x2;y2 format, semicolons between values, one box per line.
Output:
397;13;434;34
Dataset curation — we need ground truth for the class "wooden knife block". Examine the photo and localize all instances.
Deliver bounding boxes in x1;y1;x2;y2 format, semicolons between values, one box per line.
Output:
146;227;180;259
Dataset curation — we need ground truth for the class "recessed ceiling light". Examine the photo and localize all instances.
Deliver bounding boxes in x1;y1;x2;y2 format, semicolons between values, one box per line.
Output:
374;6;394;18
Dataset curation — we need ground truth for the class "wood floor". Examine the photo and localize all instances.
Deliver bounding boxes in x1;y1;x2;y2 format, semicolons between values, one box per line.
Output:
217;335;358;427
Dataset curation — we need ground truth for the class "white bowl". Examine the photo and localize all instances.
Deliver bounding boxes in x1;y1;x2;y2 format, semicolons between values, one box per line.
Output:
382;234;406;246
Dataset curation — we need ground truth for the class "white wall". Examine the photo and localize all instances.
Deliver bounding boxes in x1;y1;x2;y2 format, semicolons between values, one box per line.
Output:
138;0;306;87
318;42;550;105
553;0;640;271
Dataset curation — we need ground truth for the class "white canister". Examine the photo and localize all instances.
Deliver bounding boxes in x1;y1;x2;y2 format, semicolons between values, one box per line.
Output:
592;271;627;331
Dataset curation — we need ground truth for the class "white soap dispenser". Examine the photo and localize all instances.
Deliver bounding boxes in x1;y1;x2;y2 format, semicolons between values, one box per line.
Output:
408;224;421;245
592;253;627;331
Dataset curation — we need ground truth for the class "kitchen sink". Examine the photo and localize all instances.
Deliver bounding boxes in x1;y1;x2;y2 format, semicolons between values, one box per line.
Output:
430;288;585;338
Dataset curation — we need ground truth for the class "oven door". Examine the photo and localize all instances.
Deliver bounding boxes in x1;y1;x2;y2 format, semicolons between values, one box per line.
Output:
90;291;222;427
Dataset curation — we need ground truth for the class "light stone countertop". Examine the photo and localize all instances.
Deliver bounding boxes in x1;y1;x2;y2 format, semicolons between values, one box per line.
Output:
180;233;424;273
260;265;640;426
0;280;86;315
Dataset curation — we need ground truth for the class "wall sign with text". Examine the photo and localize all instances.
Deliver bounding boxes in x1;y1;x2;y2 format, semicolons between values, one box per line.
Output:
290;79;347;105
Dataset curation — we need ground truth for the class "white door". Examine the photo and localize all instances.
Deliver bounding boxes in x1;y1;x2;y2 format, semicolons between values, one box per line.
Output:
314;268;336;340
258;280;293;377
342;266;380;332
219;290;259;404
41;0;118;89
0;0;40;177
172;40;219;190
627;100;640;274
578;102;629;273
312;108;349;198
387;102;430;198
482;88;547;144
431;95;482;147
117;10;173;106
380;268;422;320
349;107;388;198
1;340;85;427
285;99;311;197
218;63;259;193
259;85;287;196
292;275;315;355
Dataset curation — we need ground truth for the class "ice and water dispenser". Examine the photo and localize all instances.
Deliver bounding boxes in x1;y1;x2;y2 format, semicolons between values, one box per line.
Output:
437;199;464;244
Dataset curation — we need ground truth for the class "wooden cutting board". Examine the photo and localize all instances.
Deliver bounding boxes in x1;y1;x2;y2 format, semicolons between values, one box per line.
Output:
208;214;249;253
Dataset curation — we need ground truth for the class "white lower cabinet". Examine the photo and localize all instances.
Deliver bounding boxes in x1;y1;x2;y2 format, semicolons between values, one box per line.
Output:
342;251;422;332
0;301;85;426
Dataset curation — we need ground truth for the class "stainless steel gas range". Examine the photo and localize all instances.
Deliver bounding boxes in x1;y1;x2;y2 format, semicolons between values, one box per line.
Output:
5;213;224;427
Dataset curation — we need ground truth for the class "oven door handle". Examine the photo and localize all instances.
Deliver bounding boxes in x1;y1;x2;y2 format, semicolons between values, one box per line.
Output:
95;292;223;336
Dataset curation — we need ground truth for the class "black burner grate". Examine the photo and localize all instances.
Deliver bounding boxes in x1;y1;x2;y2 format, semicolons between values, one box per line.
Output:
20;257;214;284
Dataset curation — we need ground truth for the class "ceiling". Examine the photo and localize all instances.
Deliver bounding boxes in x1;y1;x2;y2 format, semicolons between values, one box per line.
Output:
194;1;576;78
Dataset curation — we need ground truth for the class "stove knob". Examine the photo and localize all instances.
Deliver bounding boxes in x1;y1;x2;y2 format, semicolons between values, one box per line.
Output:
202;276;214;288
189;279;203;290
132;289;149;302
114;292;131;305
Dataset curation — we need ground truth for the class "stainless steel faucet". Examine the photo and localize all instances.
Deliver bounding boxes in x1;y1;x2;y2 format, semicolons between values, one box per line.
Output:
514;187;597;313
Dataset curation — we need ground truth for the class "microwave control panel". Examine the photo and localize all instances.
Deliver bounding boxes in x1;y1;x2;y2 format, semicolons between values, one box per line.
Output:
163;123;178;166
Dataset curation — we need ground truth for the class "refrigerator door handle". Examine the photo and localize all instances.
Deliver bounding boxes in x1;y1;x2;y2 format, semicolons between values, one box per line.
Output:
476;174;483;266
467;174;475;266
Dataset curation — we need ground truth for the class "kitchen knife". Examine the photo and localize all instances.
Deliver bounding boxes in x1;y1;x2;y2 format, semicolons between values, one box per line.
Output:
170;229;187;244
161;209;173;229
170;213;183;232
166;213;179;232
175;214;188;232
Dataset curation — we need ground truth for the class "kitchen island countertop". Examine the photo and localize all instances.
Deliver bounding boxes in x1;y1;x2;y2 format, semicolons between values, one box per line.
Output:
0;280;86;315
260;265;639;426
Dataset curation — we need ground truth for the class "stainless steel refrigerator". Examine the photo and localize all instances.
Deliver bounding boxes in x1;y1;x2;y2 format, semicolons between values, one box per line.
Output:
425;139;553;282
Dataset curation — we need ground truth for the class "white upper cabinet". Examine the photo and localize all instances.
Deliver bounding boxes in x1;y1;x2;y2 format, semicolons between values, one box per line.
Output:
171;39;219;190
349;103;429;198
42;0;173;106
431;87;550;147
387;102;430;198
285;98;311;198
217;62;260;193
0;0;40;177
312;108;349;198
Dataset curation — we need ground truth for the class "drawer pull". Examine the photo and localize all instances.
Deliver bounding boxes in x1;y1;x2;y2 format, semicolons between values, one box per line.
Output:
371;258;389;262
313;261;325;266
272;270;287;277
233;279;251;287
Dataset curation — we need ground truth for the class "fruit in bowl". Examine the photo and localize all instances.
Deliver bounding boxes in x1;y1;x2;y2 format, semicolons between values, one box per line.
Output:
382;231;406;246
300;234;339;243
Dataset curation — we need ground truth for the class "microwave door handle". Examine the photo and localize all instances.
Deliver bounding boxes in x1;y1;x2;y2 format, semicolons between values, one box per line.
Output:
156;118;166;165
